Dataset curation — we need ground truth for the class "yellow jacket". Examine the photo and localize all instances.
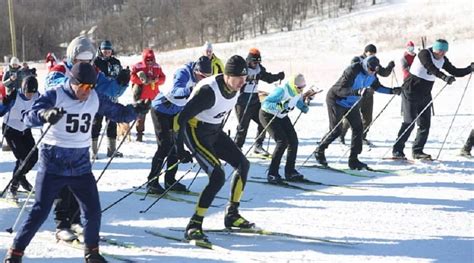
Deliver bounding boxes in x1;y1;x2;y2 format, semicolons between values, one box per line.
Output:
211;54;224;75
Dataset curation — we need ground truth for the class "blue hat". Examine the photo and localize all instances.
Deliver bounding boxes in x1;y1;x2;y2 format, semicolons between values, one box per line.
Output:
363;55;380;72
100;40;113;50
433;39;448;52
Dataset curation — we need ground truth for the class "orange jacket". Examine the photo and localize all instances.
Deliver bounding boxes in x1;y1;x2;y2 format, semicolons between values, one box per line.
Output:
130;48;166;100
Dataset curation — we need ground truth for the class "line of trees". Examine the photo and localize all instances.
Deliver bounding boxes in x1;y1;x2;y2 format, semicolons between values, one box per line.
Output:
0;0;378;61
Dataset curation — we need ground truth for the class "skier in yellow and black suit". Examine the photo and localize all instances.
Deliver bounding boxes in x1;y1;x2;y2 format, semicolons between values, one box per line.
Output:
176;55;255;242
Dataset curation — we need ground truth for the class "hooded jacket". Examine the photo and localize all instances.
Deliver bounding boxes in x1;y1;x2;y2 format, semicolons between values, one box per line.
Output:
130;48;166;100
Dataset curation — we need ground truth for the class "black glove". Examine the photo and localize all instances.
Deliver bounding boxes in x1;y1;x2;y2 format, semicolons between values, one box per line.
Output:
387;61;395;69
470;62;474;72
132;99;151;114
41;107;66;125
177;149;193;163
2;91;16;105
392;87;402;95
442;75;456;85
116;68;131;86
353;88;373;97
277;71;285;80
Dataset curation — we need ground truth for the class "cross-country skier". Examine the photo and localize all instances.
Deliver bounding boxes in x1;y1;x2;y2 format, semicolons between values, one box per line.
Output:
3;63;149;263
146;56;212;194
259;74;310;183
392;39;473;160
314;55;401;170
175;55;255;242
234;48;285;157
0;76;40;197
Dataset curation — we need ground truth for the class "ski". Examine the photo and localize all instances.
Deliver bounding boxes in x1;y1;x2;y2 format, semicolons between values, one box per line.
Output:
169;227;354;246
119;189;225;207
302;164;378;178
247;179;317;192
57;239;136;262
250;176;366;191
382;157;416;164
172;189;253;203
145;229;222;250
248;153;272;160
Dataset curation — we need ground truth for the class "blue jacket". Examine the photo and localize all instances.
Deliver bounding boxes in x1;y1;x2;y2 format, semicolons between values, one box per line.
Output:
152;62;196;115
327;63;393;108
23;80;136;176
45;62;128;101
261;82;308;117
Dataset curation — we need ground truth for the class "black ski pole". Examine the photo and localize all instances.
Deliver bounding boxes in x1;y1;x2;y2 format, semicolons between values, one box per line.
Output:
101;160;181;213
1;123;52;198
379;82;450;160
436;73;472;159
139;164;195;213
95;119;136;183
298;93;365;169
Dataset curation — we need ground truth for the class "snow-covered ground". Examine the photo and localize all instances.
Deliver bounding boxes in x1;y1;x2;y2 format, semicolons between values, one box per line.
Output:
1;0;473;262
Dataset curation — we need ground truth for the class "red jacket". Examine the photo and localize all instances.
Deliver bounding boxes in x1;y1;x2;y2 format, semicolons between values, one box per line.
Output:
401;51;416;80
130;48;166;100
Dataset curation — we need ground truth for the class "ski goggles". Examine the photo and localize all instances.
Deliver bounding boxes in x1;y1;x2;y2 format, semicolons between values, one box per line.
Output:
77;83;95;90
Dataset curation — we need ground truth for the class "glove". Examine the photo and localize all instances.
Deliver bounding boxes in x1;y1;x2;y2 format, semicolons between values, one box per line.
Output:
177;149;193;163
132;84;142;102
301;105;309;113
132;99;151;114
353;88;373;97
41;107;65;125
470;62;474;72
116;68;131;86
442;75;456;85
392;87;402;95
2;92;15;105
277;71;285;80
387;61;395;69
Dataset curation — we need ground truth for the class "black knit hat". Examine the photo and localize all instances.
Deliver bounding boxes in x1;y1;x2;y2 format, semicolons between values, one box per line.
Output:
70;63;97;85
364;44;377;54
225;55;248;76
194;56;212;75
22;75;38;93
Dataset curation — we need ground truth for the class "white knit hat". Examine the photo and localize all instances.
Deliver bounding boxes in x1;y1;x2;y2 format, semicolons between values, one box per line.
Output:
203;41;213;52
10;56;20;66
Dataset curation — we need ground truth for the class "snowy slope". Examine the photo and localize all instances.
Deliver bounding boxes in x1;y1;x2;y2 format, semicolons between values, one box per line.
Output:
1;0;473;262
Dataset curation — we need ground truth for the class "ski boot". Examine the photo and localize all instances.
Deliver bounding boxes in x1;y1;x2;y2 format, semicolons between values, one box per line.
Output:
392;150;406;160
253;144;270;157
17;176;32;192
224;202;255;229
314;148;328;166
106;138;123;158
348;156;368;170
9;180;19;198
285;170;305;182
267;173;283;184
71;223;84;236
147;179;165;195
460;147;471;157
165;179;188;192
184;214;208;242
85;247;107;263
412;151;432;160
136;132;143;142
3;248;23;263
55;228;78;242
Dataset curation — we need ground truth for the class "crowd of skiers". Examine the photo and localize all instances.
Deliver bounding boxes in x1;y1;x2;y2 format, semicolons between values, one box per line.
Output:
0;35;473;262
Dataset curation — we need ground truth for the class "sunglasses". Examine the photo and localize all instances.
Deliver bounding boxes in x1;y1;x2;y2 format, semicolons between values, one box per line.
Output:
196;71;212;78
78;83;95;90
296;85;306;90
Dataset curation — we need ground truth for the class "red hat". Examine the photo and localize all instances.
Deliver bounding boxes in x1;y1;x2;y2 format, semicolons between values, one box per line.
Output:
406;41;415;47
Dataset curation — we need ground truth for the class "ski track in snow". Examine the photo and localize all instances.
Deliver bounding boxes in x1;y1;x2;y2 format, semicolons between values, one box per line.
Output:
1;0;473;262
